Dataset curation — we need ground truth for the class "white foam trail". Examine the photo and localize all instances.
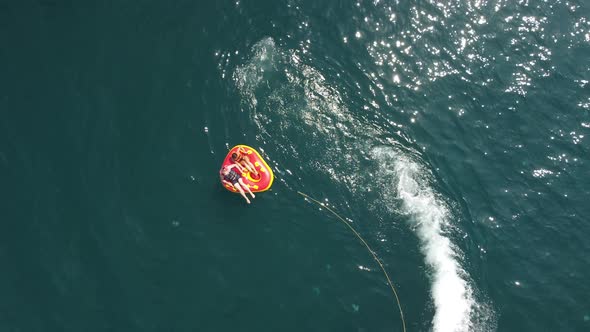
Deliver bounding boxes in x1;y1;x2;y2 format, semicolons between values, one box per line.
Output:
233;37;280;109
372;146;473;332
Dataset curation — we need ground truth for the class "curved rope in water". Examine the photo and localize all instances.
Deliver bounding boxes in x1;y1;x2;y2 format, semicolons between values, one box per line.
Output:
297;191;406;332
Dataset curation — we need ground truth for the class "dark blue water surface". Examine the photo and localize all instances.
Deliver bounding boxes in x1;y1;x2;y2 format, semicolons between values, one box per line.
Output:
1;1;589;331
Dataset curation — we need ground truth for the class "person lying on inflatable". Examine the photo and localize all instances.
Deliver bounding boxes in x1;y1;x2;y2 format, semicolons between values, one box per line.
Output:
219;163;256;204
231;146;259;178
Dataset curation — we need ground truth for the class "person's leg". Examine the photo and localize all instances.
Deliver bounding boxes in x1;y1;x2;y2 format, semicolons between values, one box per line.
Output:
239;160;254;175
243;157;259;175
246;160;259;175
233;183;250;204
239;178;255;198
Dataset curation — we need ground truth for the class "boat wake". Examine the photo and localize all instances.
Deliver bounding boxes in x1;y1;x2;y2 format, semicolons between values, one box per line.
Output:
229;37;494;332
371;146;481;332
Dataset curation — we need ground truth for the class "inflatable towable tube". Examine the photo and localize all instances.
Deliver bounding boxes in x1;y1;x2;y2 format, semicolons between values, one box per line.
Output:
221;145;274;193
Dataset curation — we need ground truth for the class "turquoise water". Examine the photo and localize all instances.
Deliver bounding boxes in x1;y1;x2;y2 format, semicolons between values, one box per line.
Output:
1;1;589;331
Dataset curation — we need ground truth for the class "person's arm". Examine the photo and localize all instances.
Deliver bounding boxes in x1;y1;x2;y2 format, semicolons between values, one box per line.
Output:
220;171;228;182
226;163;243;172
220;174;234;187
235;163;246;172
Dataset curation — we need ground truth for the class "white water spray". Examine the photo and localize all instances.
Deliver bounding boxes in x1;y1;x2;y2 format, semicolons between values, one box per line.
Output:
372;146;474;332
